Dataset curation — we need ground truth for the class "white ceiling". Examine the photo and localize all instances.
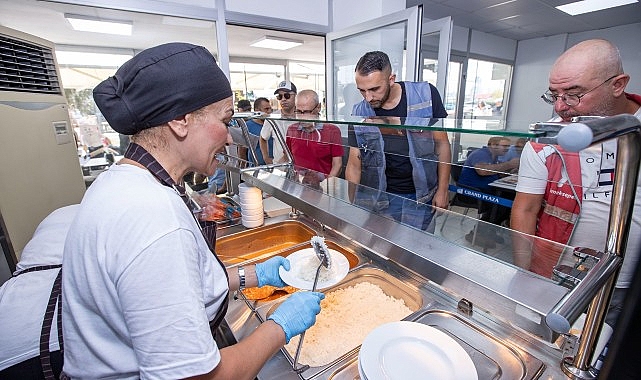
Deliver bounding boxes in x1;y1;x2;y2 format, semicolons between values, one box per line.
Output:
0;0;639;66
0;0;325;64
410;0;641;41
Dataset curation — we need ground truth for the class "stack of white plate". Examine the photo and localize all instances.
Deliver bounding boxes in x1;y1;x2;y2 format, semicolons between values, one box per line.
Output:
358;321;478;380
238;183;264;228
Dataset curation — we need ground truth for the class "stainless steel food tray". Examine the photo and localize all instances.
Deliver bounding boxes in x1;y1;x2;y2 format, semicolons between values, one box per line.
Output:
259;265;424;380
328;309;545;380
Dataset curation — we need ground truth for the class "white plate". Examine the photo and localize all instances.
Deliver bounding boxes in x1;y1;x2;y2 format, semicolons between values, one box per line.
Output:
359;321;477;380
358;359;368;380
279;247;349;290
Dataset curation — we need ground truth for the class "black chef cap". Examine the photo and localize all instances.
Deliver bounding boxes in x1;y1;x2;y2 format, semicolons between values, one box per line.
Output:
93;42;232;135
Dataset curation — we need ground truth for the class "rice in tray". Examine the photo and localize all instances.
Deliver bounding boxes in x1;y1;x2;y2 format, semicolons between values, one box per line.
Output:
284;281;413;367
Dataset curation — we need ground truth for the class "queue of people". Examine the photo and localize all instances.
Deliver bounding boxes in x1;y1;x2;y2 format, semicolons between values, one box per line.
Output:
2;38;640;379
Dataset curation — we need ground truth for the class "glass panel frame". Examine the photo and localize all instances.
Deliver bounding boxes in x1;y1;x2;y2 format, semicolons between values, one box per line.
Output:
325;6;422;118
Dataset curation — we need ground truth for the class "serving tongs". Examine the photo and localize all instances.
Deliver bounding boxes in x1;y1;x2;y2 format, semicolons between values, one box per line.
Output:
292;235;330;373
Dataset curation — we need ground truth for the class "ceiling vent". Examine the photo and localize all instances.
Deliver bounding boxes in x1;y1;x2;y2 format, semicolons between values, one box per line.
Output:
0;33;61;94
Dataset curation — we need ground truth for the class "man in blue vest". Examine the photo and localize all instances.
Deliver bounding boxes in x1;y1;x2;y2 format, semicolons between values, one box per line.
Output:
345;51;450;232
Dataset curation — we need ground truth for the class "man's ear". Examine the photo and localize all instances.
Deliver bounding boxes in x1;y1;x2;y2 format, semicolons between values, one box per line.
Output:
167;114;189;138
612;74;629;97
389;73;396;85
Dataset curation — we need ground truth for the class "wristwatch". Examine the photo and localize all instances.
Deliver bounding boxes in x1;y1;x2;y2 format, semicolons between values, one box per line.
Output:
238;266;246;289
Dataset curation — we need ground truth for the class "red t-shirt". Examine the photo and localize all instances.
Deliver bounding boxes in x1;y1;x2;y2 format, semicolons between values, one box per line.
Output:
286;123;344;175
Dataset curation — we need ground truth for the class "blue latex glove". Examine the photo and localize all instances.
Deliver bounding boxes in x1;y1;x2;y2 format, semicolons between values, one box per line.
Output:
268;291;325;343
255;256;290;287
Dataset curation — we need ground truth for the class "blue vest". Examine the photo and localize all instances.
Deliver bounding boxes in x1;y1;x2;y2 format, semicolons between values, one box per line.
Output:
352;81;439;209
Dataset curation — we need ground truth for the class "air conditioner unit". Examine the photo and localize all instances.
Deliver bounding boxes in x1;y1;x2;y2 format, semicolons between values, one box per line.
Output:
0;26;85;270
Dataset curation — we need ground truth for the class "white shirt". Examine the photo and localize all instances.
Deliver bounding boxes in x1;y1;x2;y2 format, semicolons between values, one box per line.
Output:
517;109;641;288
62;164;228;379
260;118;295;164
0;205;78;370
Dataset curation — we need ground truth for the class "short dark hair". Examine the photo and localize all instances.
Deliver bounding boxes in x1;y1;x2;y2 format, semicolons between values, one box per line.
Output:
253;97;269;109
237;99;251;111
355;51;392;76
488;136;511;145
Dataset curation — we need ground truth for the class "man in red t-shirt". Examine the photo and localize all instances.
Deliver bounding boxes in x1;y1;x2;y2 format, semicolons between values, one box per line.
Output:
286;89;344;178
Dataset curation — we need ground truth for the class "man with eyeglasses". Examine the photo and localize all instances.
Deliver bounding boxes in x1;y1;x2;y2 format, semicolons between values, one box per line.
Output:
511;39;641;328
285;89;343;181
458;136;520;248
259;81;297;165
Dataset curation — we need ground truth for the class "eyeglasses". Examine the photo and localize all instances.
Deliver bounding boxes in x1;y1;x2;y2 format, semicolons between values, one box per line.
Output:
276;92;294;101
295;103;319;115
541;74;619;106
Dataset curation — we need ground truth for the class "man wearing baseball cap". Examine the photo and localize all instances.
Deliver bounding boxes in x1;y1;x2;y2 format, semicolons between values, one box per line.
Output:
259;80;297;164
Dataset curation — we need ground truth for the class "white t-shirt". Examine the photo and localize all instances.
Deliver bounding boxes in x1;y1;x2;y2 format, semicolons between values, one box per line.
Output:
0;204;78;370
517;110;641;288
260;118;295;164
62;164;228;379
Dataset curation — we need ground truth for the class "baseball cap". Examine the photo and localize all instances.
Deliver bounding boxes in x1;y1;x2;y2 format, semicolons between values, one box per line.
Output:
274;80;297;94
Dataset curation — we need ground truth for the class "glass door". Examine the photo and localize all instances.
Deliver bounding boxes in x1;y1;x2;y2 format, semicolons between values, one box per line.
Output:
325;6;423;119
419;16;453;100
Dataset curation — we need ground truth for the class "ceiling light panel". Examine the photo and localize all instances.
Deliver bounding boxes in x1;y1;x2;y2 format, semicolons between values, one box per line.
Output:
250;36;303;50
556;0;638;16
65;13;132;35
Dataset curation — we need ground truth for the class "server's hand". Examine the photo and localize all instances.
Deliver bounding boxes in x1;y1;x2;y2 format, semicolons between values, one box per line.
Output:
268;291;324;343
255;256;290;287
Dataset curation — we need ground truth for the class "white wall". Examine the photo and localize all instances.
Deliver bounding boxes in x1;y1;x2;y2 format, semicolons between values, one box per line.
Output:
508;23;641;130
567;23;641;94
508;35;567;127
225;0;329;26
450;25;470;53
332;0;405;31
469;30;517;61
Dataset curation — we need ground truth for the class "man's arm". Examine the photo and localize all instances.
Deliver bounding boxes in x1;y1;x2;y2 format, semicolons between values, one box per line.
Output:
345;147;361;184
259;123;274;164
259;137;273;164
329;156;342;178
345;147;362;202
475;158;519;176
432;131;451;209
510;191;544;269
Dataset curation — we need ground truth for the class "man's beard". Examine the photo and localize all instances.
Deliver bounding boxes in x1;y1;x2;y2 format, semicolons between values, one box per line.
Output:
369;83;391;109
557;98;614;121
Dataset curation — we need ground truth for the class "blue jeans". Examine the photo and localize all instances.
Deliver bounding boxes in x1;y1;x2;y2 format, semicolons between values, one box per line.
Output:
381;193;435;233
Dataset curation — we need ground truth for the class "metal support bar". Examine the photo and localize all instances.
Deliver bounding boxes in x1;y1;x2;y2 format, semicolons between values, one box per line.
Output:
548;115;641;379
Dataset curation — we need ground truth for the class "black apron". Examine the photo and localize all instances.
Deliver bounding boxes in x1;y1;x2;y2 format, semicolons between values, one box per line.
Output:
3;265;64;380
123;143;230;330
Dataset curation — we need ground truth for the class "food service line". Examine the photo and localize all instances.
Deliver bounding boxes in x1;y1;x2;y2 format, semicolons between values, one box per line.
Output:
217;214;551;379
214;181;573;378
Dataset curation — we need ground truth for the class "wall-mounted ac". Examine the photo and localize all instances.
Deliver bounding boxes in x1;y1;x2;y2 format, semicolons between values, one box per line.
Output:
0;25;85;269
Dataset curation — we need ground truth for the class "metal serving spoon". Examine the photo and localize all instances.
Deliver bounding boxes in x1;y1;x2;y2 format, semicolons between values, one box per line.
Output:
293;235;330;373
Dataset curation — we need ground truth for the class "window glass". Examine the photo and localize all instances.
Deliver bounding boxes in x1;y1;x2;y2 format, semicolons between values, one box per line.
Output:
331;21;410;117
462;59;511;130
229;62;285;111
290;61;326;113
